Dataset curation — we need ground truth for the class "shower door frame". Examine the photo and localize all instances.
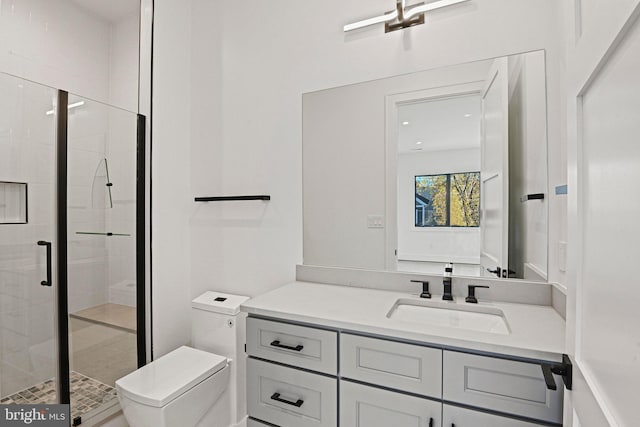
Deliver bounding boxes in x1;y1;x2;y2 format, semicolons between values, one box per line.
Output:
54;89;147;410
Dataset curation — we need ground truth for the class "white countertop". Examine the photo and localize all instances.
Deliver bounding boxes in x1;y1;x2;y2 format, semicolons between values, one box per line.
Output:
241;281;566;362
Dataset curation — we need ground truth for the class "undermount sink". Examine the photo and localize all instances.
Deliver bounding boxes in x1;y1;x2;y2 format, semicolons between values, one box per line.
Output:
387;298;511;335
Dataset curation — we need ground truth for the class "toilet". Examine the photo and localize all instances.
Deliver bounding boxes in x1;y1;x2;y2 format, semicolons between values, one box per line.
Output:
116;291;250;427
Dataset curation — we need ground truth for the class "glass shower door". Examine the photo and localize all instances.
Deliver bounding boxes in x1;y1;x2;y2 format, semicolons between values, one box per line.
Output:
66;94;142;423
0;73;59;405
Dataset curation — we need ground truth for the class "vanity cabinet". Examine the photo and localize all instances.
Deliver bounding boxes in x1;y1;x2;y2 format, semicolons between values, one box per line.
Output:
246;316;563;427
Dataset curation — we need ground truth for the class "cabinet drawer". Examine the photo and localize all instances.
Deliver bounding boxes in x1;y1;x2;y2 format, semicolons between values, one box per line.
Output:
247;358;337;427
340;380;441;427
443;351;563;424
443;404;547;426
247;317;337;374
340;333;442;398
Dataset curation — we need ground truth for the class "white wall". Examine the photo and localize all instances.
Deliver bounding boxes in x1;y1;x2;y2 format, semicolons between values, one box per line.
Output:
0;0;111;103
108;13;140;113
152;0;566;353
152;0;193;357
397;148;481;264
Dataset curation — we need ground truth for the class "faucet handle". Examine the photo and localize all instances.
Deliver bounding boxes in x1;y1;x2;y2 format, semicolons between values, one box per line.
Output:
465;285;490;303
411;280;431;299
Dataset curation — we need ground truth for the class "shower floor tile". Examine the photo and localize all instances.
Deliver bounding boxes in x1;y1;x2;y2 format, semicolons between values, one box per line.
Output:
71;303;136;332
0;371;118;421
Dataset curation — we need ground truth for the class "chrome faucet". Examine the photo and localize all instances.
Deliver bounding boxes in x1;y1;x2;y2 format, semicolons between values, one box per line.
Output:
443;263;454;301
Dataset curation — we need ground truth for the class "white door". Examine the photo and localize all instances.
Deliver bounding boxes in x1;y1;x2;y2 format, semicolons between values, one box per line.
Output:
479;58;509;278
566;1;640;426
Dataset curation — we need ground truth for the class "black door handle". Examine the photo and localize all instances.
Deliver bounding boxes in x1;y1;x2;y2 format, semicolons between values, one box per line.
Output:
541;364;557;390
37;241;52;287
270;392;304;407
270;340;304;352
428;417;433;427
541;354;573;391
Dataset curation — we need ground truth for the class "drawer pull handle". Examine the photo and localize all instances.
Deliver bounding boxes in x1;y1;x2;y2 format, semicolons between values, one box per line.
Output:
270;392;304;407
270;340;304;352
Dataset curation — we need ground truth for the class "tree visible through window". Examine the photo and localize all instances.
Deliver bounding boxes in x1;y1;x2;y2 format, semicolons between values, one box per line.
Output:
415;172;480;227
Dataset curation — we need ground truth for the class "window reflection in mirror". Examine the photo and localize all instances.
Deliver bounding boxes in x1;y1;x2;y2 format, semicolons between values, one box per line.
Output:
414;173;480;228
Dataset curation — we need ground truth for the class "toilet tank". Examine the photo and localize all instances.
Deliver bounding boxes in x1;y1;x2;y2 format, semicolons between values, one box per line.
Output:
191;291;250;426
191;291;250;358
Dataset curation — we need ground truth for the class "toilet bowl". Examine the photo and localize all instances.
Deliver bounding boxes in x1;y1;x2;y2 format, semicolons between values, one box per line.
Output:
117;346;229;427
116;291;250;427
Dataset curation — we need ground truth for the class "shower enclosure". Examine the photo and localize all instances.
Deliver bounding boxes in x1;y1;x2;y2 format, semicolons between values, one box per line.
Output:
0;72;145;425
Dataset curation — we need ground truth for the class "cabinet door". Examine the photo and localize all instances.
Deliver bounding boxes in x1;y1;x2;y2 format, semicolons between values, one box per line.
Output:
443;351;562;424
443;404;545;427
340;380;441;427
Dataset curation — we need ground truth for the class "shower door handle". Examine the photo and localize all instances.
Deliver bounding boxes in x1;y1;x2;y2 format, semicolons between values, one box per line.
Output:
37;241;52;287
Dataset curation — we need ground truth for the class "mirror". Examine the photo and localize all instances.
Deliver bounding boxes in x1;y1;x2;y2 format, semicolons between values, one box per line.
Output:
303;51;548;281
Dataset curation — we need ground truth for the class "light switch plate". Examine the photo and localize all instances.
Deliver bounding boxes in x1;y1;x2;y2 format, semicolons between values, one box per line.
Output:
367;215;384;228
559;241;567;272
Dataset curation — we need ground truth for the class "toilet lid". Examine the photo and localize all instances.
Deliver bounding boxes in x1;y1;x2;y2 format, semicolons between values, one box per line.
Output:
116;346;227;408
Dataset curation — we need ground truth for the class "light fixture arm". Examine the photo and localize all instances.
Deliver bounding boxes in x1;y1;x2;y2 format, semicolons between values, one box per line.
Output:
344;0;470;33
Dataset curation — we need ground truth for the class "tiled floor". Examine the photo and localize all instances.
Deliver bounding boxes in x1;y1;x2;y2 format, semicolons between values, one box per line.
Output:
0;371;118;421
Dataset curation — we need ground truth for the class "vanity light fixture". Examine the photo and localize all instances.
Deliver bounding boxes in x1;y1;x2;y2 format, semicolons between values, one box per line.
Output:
344;0;471;33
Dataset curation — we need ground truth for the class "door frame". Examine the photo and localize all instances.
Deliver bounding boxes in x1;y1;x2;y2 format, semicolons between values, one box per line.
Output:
384;81;485;271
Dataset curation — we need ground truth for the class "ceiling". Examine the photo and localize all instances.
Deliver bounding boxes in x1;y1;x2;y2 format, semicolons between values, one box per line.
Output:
70;0;139;23
397;94;482;154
